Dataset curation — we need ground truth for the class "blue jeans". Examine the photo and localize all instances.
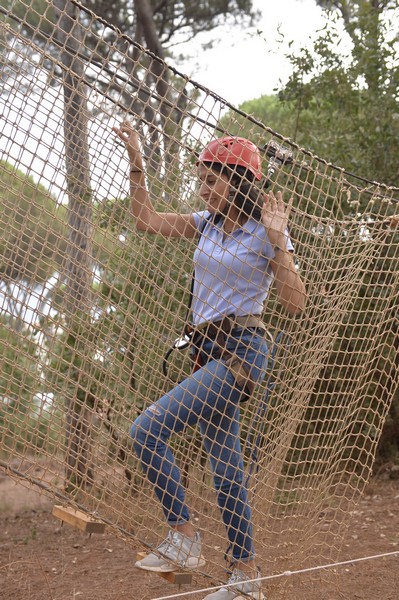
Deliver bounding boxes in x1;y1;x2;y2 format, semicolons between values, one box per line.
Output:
130;328;269;562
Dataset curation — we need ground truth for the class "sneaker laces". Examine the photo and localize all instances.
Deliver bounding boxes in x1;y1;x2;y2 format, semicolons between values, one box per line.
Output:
157;531;180;557
227;569;245;586
157;531;193;568
223;568;261;597
216;568;246;593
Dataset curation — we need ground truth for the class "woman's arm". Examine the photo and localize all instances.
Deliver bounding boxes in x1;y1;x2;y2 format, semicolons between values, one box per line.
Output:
113;122;197;238
269;247;307;315
262;191;307;316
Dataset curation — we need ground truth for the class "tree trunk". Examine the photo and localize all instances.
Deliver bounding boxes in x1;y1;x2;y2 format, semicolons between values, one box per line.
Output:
53;0;94;491
133;0;191;202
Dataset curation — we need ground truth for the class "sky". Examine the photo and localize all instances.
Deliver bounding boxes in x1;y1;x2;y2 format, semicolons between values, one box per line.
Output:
181;0;327;106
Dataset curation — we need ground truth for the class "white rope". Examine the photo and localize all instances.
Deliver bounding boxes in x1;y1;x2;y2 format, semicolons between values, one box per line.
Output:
150;549;399;600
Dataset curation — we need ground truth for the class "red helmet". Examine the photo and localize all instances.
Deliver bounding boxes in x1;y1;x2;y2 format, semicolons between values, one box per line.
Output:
197;136;262;180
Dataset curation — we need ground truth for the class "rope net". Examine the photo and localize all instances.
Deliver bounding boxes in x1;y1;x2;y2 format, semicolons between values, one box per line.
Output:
1;0;398;596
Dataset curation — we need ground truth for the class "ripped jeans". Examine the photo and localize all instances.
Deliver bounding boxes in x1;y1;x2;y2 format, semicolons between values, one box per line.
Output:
130;328;269;562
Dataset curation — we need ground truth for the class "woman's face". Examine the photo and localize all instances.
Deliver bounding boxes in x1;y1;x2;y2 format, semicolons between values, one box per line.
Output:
198;164;230;214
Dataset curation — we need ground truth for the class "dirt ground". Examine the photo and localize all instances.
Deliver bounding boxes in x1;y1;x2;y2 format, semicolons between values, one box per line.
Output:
1;467;398;600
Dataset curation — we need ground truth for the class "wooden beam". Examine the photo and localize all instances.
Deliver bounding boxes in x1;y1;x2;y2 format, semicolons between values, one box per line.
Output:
52;505;106;534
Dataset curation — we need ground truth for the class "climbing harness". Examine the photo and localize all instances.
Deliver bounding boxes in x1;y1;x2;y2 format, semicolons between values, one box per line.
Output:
189;313;272;400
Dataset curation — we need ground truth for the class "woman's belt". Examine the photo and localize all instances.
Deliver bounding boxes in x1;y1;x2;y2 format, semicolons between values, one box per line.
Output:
188;314;269;400
187;314;266;341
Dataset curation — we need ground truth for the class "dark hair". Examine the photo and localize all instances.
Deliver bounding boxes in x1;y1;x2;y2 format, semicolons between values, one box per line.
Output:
204;162;264;220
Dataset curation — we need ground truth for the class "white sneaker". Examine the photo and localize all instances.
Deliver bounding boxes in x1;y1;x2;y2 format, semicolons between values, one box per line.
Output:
203;568;265;599
135;530;206;572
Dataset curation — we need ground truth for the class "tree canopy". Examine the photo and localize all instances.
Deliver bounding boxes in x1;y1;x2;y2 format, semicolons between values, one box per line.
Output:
279;0;399;185
221;1;399;187
86;0;259;51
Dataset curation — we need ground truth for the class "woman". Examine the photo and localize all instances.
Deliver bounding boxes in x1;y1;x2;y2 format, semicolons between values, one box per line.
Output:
113;122;306;600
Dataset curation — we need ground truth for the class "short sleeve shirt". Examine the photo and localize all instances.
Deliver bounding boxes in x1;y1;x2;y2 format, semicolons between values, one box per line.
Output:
191;211;294;326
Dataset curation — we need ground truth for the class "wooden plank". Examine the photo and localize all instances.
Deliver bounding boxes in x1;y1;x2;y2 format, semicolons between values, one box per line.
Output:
136;552;193;585
159;570;192;585
52;505;106;534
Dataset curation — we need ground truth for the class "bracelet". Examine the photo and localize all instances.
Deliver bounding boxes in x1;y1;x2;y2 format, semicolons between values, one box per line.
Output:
130;168;143;174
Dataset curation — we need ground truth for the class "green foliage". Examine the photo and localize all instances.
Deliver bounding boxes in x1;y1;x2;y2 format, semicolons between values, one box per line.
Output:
278;3;399;185
0;314;61;455
1;0;57;81
0;161;68;284
0;160;116;314
2;0;56;39
230;95;295;141
0;315;39;403
223;4;398;187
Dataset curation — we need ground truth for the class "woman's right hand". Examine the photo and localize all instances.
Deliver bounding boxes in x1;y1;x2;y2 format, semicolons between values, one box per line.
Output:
113;121;144;170
113;120;196;239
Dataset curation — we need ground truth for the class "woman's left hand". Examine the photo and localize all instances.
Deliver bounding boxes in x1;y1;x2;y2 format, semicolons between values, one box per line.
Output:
261;190;293;248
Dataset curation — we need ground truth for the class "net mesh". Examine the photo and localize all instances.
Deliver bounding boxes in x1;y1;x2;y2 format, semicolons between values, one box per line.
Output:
1;0;398;596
